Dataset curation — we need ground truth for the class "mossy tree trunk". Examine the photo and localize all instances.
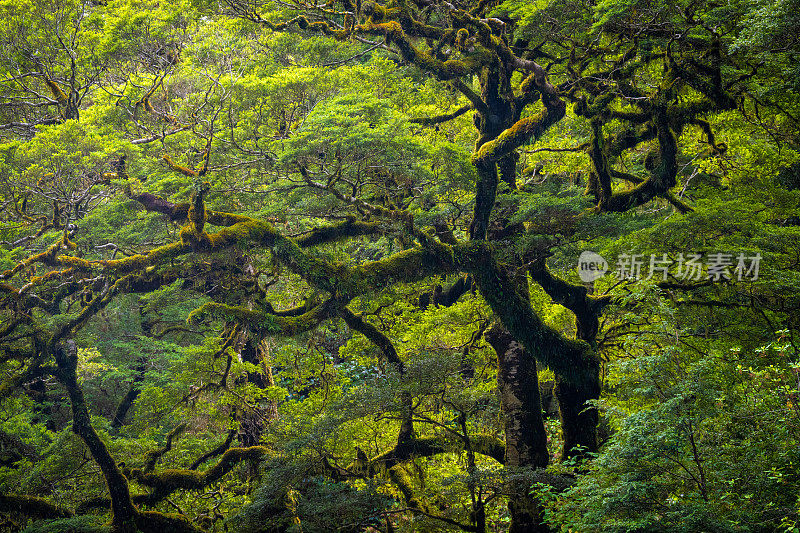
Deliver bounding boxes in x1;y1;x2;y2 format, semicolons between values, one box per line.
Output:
556;309;601;459
485;325;550;533
53;341;138;532
529;264;607;459
554;367;600;459
236;332;270;447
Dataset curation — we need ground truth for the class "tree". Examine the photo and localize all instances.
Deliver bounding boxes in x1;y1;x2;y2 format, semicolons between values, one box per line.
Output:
1;0;799;531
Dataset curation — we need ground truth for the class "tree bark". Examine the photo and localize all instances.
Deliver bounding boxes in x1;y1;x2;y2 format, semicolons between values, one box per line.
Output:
555;368;600;459
557;310;601;459
528;264;604;459
54;341;138;532
485;325;550;533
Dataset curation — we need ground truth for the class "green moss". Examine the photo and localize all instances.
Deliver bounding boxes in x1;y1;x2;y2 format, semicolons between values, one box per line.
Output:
455;28;470;49
346;245;455;295
161;154;198;177
206;210;251;227
362;2;400;23
43;79;68;103
188;301;335;336
388;464;430;513
57;256;92;270
142;468;206;490
134;447;269;493
295;219;380;248
95;242;187;273
472;110;549;164
205;218;275;248
365;20;489;81
1;495;72;520
187;302;263;327
135;511;202;533
204;446;268;480
3;237;63;278
21;516;109;533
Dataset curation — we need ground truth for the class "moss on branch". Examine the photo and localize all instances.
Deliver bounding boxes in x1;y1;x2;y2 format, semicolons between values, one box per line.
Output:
129;446;269;494
0;494;72;519
362;20;492;81
143;424;187;473
409;104;472;125
50;242;189;275
359;434;505;475
1;232;75;280
188;299;341;335
250;14;352;40
162;154;199;177
43;78;68;103
295;219;381;248
135;511;203;533
345;245;456;294
472;100;566;165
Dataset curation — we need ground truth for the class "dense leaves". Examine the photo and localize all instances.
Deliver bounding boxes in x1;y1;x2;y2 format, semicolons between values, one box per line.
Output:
0;0;799;531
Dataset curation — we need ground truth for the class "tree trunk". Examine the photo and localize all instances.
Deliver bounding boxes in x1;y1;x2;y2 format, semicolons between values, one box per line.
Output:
555;368;599;459
557;312;601;459
236;334;276;447
485;326;550;533
54;341;138;532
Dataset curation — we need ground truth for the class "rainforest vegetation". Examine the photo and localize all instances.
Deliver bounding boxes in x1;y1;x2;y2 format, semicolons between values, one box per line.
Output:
0;0;799;530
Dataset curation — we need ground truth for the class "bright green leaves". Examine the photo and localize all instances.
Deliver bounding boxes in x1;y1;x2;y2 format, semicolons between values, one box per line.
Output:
548;327;800;532
278;93;427;178
0;0;102;68
274;92;439;226
98;0;193;64
0;121;140;233
7;120;136;177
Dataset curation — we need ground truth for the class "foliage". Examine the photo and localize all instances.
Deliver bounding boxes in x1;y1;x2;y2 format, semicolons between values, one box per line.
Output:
538;310;800;532
0;0;799;531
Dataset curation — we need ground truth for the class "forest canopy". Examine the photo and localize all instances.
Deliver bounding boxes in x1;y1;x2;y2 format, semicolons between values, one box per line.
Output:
0;0;799;531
